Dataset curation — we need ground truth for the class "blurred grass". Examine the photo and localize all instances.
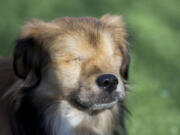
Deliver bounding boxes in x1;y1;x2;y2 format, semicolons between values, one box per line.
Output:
0;0;180;134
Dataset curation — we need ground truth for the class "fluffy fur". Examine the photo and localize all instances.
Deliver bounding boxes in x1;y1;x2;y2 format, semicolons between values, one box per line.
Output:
0;14;130;135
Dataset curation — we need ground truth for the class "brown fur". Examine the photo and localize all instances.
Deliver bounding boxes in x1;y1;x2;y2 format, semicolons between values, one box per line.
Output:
0;14;129;135
0;57;17;94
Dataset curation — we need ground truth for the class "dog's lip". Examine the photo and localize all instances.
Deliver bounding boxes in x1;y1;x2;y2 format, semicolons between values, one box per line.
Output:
89;99;118;111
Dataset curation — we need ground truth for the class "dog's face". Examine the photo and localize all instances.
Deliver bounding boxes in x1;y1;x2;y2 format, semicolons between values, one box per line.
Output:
13;14;129;112
50;30;126;111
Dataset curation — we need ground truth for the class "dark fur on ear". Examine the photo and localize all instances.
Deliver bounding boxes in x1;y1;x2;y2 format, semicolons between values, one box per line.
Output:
13;37;49;88
120;49;130;81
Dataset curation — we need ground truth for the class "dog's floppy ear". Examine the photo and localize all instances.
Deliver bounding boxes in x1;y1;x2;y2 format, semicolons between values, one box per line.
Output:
13;37;47;80
101;14;130;80
13;20;58;83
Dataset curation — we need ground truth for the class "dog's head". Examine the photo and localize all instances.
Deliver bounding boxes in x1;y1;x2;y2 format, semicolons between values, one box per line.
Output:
13;14;130;112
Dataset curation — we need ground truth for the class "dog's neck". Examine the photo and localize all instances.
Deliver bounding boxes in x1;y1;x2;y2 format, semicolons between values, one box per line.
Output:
44;100;117;135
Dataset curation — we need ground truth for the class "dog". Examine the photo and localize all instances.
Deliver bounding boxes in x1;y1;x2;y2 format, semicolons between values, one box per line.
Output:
0;14;130;135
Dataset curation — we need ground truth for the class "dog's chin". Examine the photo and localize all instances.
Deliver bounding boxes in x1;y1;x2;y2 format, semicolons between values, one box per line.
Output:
69;95;119;112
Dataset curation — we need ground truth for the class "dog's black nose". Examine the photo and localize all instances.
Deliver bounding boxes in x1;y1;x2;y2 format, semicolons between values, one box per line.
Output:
96;74;118;92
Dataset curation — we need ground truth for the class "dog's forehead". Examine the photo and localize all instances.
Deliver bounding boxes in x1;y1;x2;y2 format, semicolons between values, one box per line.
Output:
52;31;115;58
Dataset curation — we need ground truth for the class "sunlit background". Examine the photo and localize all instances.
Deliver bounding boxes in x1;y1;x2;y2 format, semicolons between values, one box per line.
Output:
0;0;179;134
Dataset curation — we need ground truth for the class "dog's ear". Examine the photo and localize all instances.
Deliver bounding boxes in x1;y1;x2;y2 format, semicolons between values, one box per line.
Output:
120;47;130;80
13;37;47;80
101;14;130;80
13;20;59;81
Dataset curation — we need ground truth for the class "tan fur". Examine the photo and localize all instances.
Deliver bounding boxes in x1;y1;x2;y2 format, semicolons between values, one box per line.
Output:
0;14;128;135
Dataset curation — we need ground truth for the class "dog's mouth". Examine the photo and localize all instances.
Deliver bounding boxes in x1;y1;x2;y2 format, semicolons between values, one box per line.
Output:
70;98;118;114
89;99;118;111
68;91;120;112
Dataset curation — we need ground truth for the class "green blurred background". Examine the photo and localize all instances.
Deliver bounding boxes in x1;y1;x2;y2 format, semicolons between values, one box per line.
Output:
0;0;179;134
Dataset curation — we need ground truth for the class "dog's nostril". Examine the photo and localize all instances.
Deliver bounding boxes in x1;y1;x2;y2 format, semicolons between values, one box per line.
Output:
103;79;110;87
96;74;118;92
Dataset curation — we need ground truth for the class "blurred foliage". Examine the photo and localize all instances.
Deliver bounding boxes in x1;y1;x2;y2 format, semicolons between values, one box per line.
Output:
0;0;180;134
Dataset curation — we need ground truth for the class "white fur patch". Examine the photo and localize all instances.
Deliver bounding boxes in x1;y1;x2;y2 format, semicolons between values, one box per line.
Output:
59;101;85;134
44;101;85;135
61;106;84;127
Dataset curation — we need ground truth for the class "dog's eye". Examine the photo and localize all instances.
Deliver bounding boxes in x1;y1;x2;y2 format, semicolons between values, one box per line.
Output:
73;57;83;62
